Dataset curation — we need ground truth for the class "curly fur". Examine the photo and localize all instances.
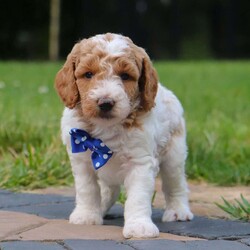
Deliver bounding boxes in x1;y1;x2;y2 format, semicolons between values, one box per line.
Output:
55;33;193;239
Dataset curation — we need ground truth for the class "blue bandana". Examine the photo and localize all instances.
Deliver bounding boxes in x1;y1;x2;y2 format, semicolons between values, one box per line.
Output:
69;128;113;170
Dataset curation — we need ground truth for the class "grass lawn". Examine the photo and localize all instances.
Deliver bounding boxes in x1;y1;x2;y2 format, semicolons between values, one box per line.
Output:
0;61;249;190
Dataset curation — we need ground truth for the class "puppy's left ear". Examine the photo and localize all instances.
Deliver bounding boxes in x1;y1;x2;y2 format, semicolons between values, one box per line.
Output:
138;53;158;112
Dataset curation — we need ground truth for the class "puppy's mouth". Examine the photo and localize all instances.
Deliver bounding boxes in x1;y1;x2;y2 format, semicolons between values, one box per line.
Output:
99;111;115;119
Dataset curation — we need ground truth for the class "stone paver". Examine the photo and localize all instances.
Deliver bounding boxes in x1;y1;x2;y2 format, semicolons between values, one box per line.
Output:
64;240;134;250
0;211;48;241
1;239;249;250
240;238;250;247
2;190;250;241
0;191;74;219
127;239;250;250
3;212;199;242
6;220;124;241
0;241;64;250
0;191;74;210
30;180;250;219
5;202;74;219
1;187;250;250
156;216;250;239
107;205;250;240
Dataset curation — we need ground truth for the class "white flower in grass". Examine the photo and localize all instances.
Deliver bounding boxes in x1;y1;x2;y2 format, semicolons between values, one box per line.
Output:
38;85;49;94
0;81;6;89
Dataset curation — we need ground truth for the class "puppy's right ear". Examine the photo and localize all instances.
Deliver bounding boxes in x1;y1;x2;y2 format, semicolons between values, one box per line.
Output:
55;43;80;109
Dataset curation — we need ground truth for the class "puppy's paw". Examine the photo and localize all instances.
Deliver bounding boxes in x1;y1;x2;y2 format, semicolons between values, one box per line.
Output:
162;206;193;222
69;208;103;225
123;219;159;239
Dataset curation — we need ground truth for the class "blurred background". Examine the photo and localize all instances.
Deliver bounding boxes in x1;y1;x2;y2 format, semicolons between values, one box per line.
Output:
0;0;249;190
0;0;250;61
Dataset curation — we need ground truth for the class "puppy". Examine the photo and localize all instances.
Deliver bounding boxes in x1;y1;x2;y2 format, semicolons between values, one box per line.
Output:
55;33;193;238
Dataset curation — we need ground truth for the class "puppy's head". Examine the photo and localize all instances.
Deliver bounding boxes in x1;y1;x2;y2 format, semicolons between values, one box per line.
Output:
55;33;158;127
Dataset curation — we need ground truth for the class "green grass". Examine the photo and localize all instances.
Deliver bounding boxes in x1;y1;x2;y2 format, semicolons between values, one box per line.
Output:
0;62;72;189
155;61;250;185
0;61;249;190
215;194;250;221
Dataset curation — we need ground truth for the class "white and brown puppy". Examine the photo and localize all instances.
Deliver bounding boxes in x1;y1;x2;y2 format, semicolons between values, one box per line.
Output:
55;33;193;238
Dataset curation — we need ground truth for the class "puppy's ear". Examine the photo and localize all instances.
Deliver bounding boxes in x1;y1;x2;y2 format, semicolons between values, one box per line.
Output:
138;53;158;112
55;43;80;109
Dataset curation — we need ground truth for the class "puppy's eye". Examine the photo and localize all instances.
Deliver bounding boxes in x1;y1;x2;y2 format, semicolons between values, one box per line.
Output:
120;73;130;81
84;72;94;79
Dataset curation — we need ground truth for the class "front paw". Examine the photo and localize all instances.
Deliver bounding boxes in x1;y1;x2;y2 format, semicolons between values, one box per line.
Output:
123;219;159;239
162;205;193;222
69;207;103;225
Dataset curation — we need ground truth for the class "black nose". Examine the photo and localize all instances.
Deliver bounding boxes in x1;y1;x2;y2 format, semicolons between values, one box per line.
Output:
98;98;115;112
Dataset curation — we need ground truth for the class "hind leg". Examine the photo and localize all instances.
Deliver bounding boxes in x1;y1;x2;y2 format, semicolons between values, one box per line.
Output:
98;180;120;216
160;133;193;222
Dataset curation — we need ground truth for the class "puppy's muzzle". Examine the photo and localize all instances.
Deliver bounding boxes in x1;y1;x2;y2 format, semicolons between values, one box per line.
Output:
98;98;115;112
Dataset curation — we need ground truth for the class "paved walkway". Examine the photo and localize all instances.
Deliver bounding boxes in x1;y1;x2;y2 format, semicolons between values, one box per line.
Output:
0;182;250;250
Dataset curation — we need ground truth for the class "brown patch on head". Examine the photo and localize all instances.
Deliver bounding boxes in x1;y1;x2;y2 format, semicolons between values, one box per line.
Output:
122;37;158;112
75;55;101;79
55;33;158;128
114;56;140;100
119;38;158;127
54;36;108;109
